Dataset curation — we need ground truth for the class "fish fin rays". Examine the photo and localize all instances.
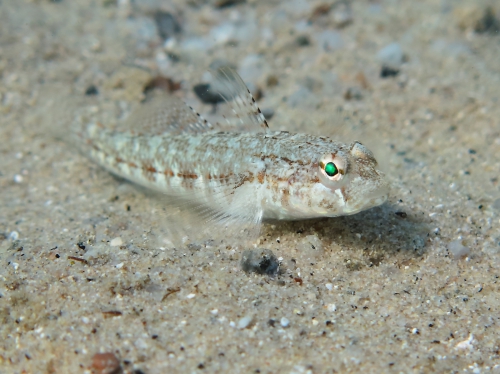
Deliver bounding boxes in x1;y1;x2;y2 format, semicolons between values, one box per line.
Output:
155;174;264;248
211;66;270;133
120;95;216;136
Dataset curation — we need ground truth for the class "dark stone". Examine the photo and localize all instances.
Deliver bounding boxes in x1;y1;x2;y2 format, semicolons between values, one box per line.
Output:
241;248;279;276
395;211;407;218
214;0;246;8
295;35;311;46
193;83;225;105
261;108;275;120
380;66;399;78
153;11;181;40
85;85;99;96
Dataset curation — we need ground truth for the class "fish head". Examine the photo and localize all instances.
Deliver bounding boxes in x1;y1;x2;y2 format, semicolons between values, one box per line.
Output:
314;141;389;216
285;141;389;219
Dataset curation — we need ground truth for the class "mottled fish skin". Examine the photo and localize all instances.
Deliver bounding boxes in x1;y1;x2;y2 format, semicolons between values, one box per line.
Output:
74;67;388;232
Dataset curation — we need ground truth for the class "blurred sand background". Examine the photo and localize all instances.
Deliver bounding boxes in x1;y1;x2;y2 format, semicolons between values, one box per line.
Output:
1;0;499;373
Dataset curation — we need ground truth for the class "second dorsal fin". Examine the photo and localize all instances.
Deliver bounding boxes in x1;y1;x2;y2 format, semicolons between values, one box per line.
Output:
211;66;270;132
118;67;269;136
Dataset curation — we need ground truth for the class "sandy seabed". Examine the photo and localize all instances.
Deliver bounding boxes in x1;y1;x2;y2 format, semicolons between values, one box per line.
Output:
1;0;499;373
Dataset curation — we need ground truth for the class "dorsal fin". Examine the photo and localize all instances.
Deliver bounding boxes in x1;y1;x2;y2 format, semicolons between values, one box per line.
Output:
211;66;270;132
117;67;269;136
120;95;215;136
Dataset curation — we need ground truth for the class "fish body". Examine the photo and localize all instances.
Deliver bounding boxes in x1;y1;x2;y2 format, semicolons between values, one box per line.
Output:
74;67;388;235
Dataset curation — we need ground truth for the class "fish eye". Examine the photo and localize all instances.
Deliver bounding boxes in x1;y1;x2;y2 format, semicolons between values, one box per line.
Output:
324;162;338;177
319;155;346;184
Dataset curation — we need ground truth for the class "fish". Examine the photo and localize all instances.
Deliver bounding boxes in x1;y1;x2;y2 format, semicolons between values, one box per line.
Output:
72;67;389;243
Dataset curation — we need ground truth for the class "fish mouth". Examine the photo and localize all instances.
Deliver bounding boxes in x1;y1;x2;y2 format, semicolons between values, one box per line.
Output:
341;180;389;215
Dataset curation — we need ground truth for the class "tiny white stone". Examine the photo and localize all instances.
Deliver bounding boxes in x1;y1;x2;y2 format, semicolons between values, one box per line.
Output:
280;317;290;327
11;262;19;270
237;315;253;329
325;283;333;291
82;317;90;324
9;231;19;241
135;338;148;350
327;304;337;312
110;237;123;247
448;240;470;259
186;293;196;299
115;262;124;269
377;43;404;69
456;334;474;350
13;174;23;183
229;321;236;328
211;309;218;315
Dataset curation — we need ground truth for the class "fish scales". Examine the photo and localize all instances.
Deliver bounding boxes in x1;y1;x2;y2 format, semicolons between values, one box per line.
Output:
73;67;389;235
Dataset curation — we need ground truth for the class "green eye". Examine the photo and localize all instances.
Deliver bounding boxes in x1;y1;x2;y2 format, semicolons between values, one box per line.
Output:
324;162;338;177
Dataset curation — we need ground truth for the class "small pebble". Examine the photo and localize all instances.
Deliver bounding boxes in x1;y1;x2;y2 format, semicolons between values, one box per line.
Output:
109;237;123;247
261;108;275;121
448;240;470;259
85;85;99;96
8;231;19;241
13;174;23;183
455;334;474;350
241;248;279;276
237;315;253;329
91;352;121;374
153;11;181;40
134;338;148;350
395;211;407;218
193;83;225;105
212;0;245;7
377;43;404;70
295;35;311;46
280;317;290;327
